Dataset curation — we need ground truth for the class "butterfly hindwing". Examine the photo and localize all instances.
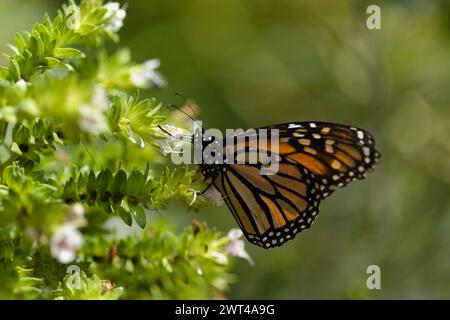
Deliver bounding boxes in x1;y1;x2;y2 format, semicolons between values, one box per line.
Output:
213;162;324;248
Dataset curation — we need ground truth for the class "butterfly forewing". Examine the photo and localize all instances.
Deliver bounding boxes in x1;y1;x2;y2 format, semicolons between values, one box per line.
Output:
262;121;381;190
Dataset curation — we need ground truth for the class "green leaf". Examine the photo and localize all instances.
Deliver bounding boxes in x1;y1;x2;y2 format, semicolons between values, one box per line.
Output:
97;169;112;196
111;170;126;203
62;178;79;203
33;24;51;46
126;170;145;198
3;164;26;190
104;287;124;300
52;132;63;144
9;58;21;80
44;57;62;67
24;151;40;163
132;205;146;229
87;171;97;202
0;66;10;78
53;47;82;59
0;121;8;144
10;142;22;156
116;206;132;226
79;24;97;35
29;35;43;59
7;44;20;56
32;119;44;138
15;33;26;52
12;124;30;145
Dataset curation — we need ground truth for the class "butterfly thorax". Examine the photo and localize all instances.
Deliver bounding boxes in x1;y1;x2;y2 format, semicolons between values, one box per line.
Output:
200;163;223;179
193;130;224;179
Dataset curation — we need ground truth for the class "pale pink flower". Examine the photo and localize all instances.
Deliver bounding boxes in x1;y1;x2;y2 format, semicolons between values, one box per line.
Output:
50;224;84;264
130;59;166;88
155;125;185;155
104;2;127;32
224;228;254;265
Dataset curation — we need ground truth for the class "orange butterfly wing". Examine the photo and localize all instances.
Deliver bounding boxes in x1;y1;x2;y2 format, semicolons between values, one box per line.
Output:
208;122;380;248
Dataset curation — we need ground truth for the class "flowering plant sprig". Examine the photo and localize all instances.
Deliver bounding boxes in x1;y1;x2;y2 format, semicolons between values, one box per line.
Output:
0;0;252;300
0;0;128;82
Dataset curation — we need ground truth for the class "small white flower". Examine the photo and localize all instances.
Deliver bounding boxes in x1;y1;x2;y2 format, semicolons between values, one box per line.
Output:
224;228;254;265
78;84;110;133
66;5;81;30
91;84;109;111
210;251;229;265
130;59;167;88
104;2;120;12
155;125;185;155
67;203;86;227
50;224;84;264
15;79;28;88
69;203;85;217
202;185;224;206
79;104;108;133
104;2;127;32
228;228;243;240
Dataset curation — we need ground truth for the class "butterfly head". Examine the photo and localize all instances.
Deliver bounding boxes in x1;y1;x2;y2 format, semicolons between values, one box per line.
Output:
192;128;226;179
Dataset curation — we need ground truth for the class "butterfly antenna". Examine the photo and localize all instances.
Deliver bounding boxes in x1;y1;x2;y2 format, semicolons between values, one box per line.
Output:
167;103;197;123
167;105;203;138
174;91;187;99
175;92;199;120
157;125;191;143
173;92;203;125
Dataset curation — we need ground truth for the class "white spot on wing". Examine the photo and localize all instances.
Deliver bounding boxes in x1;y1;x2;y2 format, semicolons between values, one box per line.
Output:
363;147;371;156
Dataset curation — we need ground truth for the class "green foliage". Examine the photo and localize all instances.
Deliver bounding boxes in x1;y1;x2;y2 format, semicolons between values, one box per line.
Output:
61;165;206;227
108;93;166;148
55;272;123;300
82;220;235;299
0;0;243;300
0;0;119;82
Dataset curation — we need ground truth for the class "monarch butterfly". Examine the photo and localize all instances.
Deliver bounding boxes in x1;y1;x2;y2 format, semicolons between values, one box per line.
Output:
195;121;380;249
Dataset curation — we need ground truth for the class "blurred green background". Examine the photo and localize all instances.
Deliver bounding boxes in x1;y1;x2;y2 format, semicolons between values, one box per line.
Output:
2;0;450;299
